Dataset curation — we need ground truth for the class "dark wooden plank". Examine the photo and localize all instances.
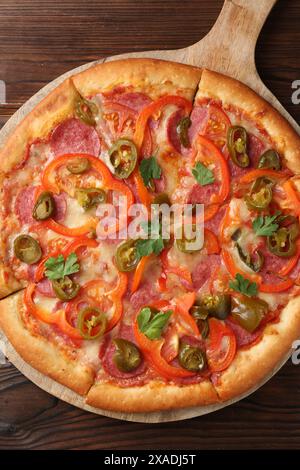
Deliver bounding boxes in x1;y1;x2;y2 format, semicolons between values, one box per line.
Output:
0;0;300;451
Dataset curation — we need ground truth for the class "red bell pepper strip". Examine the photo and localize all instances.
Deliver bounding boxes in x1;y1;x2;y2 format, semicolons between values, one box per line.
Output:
194;135;230;205
24;283;82;340
206;318;236;372
133;319;195;380
134;95;192;151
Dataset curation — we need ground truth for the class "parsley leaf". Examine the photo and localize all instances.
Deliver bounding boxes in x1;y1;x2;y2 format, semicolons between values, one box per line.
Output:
229;273;258;297
137;307;173;340
252;212;281;237
192;162;215;186
136;237;165;257
136;220;167;258
139;157;162;188
45;253;80;280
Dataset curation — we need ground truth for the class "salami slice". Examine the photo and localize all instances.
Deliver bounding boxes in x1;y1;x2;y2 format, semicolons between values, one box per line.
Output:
188;106;208;144
192;254;219;290
109;92;152;113
129;282;159;311
50;118;100;156
225;318;262;348
15;187;67;225
35;278;55;297
166;110;184;153
15;186;36;224
187;182;220;206
101;324;148;382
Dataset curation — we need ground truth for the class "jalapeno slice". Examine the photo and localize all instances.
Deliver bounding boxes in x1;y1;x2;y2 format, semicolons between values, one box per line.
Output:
32;191;55;221
175;224;199;254
52;276;80;301
245;177;274;211
190;306;209;339
267;227;297;257
236;243;264;272
258;149;281;170
176;117;191;148
201;294;231;320
178;342;207;372
109;139;137;179
13;234;42;264
227;125;250;168
75;97;98;126
231;296;268;333
67;157;91;174
75;188;107;210
115;239;139;272
78;306;107;340
113;338;142;372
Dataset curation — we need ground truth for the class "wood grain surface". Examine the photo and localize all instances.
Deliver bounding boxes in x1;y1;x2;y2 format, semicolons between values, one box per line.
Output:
0;0;300;450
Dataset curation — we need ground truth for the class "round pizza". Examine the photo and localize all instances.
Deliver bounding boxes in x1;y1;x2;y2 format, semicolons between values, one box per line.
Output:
1;59;300;413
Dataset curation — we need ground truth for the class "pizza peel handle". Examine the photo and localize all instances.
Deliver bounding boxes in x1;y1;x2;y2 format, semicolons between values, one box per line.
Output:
110;0;299;132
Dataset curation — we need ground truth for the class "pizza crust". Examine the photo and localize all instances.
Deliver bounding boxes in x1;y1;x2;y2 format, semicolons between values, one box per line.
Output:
72;58;202;101
0;291;95;396
86;379;218;413
214;295;300;401
196;69;300;174
0;78;80;174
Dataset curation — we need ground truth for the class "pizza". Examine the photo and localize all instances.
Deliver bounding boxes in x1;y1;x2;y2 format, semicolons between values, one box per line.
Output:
1;59;300;413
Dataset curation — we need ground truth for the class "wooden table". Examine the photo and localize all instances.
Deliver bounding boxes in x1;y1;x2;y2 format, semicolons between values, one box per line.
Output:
0;0;300;450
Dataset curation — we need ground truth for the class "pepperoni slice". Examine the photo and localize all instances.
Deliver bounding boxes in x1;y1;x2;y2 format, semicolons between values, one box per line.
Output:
188;106;208;144
101;324;147;381
166;109;184;153
35;278;55;297
50;118;100;156
15;187;67;225
15;186;36;224
108;92;152;113
187;182;220;206
192;254;220;290
225;318;262;348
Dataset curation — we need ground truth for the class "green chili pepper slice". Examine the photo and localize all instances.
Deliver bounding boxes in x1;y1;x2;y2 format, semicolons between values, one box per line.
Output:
78;306;107;340
32;191;55;221
236;243;264;272
245;177;274;211
13;234;42;265
175;224;200;254
75;97;98;126
67;157;91;174
113;338;142;372
52;276;80;301
115;239;139;272
231;296;268;333
258;149;281;170
267;227;297;258
227;125;250;168
75;188;107;210
176;117;191;148
178;342;207;372
190;306;209;339
200;294;231;320
109;139;137;179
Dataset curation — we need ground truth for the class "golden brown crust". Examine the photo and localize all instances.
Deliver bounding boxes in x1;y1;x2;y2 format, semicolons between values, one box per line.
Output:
214;296;300;401
86;379;218;413
196;69;300;174
0;78;80;174
72;58;202;101
0;291;94;396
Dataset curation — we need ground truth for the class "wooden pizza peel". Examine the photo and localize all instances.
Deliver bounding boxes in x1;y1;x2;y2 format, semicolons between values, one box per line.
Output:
0;0;299;422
